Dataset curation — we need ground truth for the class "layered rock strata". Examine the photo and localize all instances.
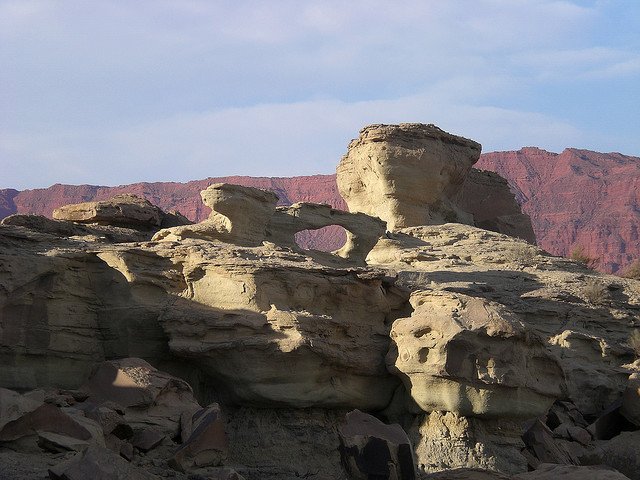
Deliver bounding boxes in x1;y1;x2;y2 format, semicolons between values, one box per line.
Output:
0;123;638;480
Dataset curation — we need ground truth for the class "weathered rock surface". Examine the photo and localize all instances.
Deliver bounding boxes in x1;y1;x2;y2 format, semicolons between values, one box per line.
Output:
620;372;640;426
48;445;159;480
3;146;639;272
337;123;481;229
512;463;631;479
477;147;640;273
171;404;228;472
388;290;564;418
1;214;152;242
368;223;640;417
154;183;278;246
455;169;535;244
53;194;176;229
81;358;201;437
265;202;386;264
338;409;416;479
410;411;526;475
1;124;639;480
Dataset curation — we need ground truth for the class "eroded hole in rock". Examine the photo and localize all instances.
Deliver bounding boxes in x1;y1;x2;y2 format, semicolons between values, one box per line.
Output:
294;225;347;252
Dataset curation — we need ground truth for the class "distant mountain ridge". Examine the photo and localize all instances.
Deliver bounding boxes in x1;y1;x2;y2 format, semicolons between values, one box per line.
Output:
2;148;639;273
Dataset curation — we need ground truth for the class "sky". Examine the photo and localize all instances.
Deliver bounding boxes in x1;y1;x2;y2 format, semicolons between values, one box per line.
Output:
1;0;639;190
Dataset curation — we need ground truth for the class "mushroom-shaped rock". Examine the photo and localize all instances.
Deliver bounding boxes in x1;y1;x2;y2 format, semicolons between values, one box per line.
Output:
265;202;386;265
153;183;278;246
337;123;481;230
387;291;565;418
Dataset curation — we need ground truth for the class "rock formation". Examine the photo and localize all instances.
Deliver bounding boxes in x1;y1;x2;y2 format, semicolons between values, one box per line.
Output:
152;183;279;246
476;147;640;273
337;123;481;229
0;123;639;480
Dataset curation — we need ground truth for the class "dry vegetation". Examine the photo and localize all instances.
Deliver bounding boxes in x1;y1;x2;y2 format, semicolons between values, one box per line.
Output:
571;245;598;269
582;278;609;305
622;260;640;280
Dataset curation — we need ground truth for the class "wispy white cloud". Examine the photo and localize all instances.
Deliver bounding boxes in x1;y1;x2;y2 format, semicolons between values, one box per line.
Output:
0;0;638;189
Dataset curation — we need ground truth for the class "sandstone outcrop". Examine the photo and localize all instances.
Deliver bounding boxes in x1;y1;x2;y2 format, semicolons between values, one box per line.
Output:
265;202;386;264
337;123;481;229
1;124;639;480
388;291;565;418
153;184;279;246
155;184;387;265
52;194;191;232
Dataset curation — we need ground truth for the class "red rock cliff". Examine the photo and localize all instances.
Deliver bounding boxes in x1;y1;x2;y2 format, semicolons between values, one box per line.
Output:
476;148;640;273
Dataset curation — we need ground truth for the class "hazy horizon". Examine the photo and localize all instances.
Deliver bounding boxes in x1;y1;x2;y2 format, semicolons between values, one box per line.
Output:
2;1;639;190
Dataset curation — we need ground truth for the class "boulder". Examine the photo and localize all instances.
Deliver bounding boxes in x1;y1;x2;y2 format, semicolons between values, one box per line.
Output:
48;445;159;480
0;214;152;242
153;183;278;246
265;202;386;265
521;419;572;468
598;431;640;480
52;194;165;228
620;372;640;426
0;388;44;430
0;403;94;444
387;291;565;418
512;463;631;479
337;123;481;230
337;409;415;480
81;358;201;437
171;404;228;472
423;469;510;479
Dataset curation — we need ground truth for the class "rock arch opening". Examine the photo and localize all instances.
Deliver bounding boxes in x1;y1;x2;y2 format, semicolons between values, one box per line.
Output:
294;225;347;252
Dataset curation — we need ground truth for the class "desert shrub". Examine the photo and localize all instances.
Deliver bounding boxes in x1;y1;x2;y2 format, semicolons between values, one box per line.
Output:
582;278;608;305
622;260;640;280
570;245;598;269
629;330;640;357
505;243;537;265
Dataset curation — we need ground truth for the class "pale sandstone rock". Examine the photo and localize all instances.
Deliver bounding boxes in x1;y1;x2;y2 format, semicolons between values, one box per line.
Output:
265;202;386;265
1;213;168;243
409;410;526;476
53;194;165;228
388;290;565;418
337;123;481;230
423;469;510;479
153;183;278;246
369;223;640;416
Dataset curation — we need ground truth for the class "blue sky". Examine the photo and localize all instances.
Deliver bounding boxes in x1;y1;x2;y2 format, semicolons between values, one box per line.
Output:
1;0;639;189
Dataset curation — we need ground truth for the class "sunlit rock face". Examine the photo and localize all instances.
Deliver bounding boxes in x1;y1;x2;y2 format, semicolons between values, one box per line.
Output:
337;123;482;230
